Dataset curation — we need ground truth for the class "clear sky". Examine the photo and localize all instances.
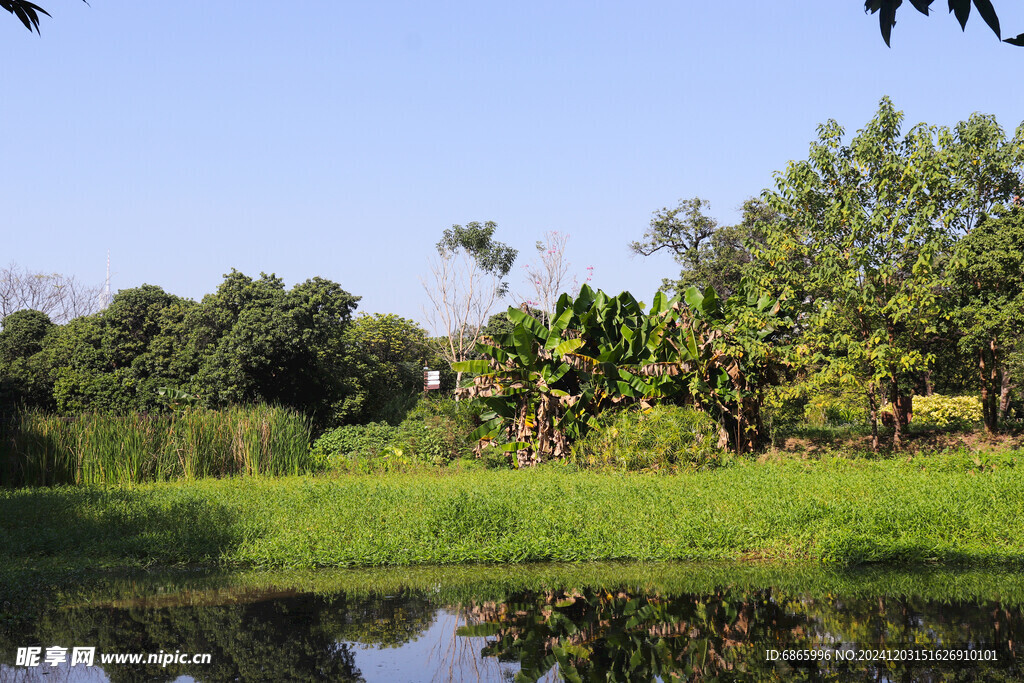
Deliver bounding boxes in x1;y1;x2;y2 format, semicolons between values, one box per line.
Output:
3;1;1022;331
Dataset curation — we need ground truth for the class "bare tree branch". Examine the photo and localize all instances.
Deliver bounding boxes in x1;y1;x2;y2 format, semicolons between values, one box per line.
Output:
0;263;103;324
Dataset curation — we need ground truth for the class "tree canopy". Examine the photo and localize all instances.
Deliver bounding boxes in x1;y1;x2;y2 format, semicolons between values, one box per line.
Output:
422;221;517;386
0;270;438;429
746;97;1023;446
630;198;776;301
951;205;1024;432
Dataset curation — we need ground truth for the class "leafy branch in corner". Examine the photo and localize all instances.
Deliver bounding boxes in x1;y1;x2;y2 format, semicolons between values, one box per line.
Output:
866;0;1024;47
2;0;86;34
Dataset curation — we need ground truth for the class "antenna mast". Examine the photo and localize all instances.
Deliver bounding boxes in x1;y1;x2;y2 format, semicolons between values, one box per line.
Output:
104;250;111;308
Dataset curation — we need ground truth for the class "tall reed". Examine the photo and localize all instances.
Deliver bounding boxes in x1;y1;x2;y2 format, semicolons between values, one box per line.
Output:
0;405;313;487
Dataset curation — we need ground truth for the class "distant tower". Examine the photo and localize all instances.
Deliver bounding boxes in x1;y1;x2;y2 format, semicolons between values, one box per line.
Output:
102;250;112;309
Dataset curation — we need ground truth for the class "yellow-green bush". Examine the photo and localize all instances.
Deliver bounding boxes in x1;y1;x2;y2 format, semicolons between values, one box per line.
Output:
911;394;983;428
804;390;869;427
569;405;725;472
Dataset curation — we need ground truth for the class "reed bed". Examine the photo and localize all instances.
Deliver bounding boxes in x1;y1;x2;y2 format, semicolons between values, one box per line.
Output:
0;405;313;487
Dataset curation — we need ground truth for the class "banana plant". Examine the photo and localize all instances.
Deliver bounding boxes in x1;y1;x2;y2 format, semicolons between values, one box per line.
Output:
454;283;791;464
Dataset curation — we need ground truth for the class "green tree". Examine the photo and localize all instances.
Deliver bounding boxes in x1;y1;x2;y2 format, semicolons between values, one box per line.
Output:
421;221;517;387
343;313;432;423
184;271;360;426
457;284;789;463
0;309;52;363
36;286;195;413
16;272;366;426
951;205;1024;433
753;97;957;449
0;309;55;410
631;197;779;301
44;314;142;413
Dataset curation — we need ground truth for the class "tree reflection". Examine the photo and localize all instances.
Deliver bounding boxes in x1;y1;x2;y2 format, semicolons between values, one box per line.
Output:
457;588;1023;681
3;570;1024;682
20;591;435;682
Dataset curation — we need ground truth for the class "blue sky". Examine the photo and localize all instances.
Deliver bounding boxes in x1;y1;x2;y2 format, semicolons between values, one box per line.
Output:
3;1;1022;331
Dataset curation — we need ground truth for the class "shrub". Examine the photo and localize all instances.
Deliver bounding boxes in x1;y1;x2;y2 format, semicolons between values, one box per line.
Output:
804;391;868;427
313;398;482;471
391;398;479;466
569;404;725;472
762;386;808;443
310;422;398;468
910;394;983;429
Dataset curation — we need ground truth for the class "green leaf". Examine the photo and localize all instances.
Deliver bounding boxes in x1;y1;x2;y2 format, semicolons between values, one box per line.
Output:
512;324;536;364
473;342;509;363
649;290;671;316
547;305;576;342
553;337;584;356
542;362;570;386
451;360;493;374
685;328;699;360
493;441;533;452
683;286;704;311
700;286;720;315
468;417;502;441
508;307;549;341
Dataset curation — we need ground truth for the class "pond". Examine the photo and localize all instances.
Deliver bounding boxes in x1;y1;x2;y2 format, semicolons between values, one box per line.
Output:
0;562;1021;681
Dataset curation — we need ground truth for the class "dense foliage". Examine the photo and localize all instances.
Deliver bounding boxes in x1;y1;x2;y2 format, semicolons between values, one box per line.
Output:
569;404;724;472
620;101;1024;450
311;398;482;471
0;271;434;431
455;283;790;464
2;100;1023;465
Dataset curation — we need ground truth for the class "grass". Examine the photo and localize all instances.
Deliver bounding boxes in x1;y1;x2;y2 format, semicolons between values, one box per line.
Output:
0;405;314;486
3;451;1024;570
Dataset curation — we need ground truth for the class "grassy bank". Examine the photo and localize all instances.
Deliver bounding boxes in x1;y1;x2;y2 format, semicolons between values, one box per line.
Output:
3;453;1024;569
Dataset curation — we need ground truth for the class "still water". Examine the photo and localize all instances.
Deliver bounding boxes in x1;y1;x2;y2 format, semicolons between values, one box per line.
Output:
0;562;1020;681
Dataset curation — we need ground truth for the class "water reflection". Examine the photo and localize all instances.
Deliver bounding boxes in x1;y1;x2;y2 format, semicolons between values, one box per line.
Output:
457;588;1020;681
0;564;1021;681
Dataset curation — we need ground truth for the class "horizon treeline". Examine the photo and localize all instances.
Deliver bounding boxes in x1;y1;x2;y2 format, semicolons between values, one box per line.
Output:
0;269;444;431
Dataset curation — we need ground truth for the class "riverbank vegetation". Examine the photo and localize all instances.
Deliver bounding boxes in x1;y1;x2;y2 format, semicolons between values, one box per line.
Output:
2;99;1024;573
0;405;313;486
3;454;1023;570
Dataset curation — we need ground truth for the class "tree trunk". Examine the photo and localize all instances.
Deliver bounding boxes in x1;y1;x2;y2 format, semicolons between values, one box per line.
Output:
979;342;1000;434
894;394;913;430
999;364;1014;421
888;376;908;450
868;387;879;453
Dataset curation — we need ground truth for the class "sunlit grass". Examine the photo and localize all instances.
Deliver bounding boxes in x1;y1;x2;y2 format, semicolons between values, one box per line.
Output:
3;455;1024;569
